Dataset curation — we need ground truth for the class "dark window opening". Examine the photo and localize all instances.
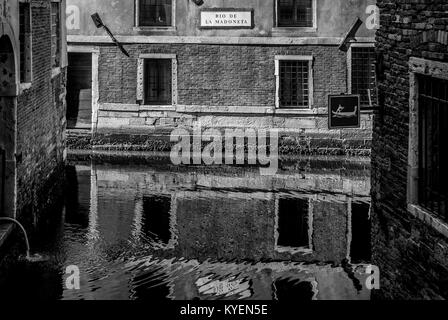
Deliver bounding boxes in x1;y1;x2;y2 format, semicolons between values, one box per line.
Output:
142;196;172;245
277;0;314;28
277;197;310;248
273;279;314;300
139;0;172;27
67;53;92;129
351;47;377;108
144;59;172;105
0;148;5;217
418;75;448;221
350;202;371;264
51;2;61;68
19;2;32;83
279;60;310;108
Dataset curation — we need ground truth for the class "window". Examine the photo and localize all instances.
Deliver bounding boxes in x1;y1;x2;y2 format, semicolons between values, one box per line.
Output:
19;1;32;83
351;46;377;107
275;196;313;254
138;0;173;27
144;59;172;105
142;196;172;245
277;0;314;28
137;54;177;106
417;75;448;221
51;1;61;68
275;56;313;109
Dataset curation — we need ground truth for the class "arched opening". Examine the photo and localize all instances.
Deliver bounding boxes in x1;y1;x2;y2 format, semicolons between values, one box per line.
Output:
0;35;17;218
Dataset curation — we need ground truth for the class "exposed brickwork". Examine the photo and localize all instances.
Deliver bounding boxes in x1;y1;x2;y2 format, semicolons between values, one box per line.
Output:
15;1;67;220
99;44;347;107
372;0;448;299
88;43;373;154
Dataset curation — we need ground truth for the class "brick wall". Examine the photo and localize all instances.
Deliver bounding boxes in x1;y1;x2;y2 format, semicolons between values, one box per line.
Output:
372;0;448;299
87;43;373;154
99;44;347;108
16;1;67;219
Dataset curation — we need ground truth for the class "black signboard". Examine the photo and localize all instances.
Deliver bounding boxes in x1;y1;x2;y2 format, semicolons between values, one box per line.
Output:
328;94;361;129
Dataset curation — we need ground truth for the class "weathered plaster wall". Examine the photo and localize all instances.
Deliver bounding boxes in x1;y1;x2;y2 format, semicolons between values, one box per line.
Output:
66;0;376;38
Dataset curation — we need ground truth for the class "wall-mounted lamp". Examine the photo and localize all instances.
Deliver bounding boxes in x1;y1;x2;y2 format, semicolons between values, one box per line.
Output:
91;13;130;57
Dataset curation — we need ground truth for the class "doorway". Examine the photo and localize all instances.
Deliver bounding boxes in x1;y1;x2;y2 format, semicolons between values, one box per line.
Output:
67;52;93;129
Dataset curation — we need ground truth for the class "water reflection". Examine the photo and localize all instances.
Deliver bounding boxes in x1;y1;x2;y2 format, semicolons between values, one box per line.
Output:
0;156;372;300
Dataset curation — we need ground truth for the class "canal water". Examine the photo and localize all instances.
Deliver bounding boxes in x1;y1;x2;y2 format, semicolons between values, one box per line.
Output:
0;154;373;300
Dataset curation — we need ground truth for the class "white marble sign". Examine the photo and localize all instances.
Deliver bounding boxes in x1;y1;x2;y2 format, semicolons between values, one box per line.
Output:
200;10;253;28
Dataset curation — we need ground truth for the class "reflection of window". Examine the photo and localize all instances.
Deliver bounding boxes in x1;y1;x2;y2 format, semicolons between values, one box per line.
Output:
277;0;314;28
417;75;448;221
350;202;371;264
273;278;316;300
139;0;173;27
51;1;61;68
19;1;32;83
276;197;312;253
144;59;172;105
142;196;172;245
350;46;377;107
275;56;313;109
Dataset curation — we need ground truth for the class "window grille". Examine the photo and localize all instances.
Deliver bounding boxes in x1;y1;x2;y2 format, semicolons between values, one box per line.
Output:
139;0;172;27
418;75;448;221
277;0;313;28
351;47;377;107
279;60;310;108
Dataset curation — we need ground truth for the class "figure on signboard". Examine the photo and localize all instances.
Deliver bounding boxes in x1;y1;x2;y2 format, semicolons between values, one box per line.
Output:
332;104;358;118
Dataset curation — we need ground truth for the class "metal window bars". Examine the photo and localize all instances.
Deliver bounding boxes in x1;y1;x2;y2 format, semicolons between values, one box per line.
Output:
418;75;448;221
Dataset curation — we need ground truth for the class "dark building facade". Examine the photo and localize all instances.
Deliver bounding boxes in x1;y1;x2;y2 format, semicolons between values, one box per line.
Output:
66;0;377;154
0;0;67;224
372;0;448;299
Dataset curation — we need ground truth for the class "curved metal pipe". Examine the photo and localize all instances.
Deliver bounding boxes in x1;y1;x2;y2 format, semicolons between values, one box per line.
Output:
0;217;30;259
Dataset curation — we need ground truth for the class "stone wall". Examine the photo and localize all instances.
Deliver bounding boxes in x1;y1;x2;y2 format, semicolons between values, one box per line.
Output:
15;1;67;220
371;0;448;299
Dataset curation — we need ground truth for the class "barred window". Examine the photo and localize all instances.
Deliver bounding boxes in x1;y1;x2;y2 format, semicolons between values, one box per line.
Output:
51;2;61;68
351;47;377;107
279;60;310;108
144;59;172;105
418;75;448;221
19;2;32;83
277;0;314;28
139;0;172;27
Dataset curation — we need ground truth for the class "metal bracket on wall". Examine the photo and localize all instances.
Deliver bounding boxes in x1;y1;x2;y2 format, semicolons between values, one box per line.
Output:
91;13;130;57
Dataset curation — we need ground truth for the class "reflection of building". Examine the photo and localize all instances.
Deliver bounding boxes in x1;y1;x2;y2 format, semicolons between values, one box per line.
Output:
66;0;376;153
0;1;67;225
372;1;448;299
65;157;371;299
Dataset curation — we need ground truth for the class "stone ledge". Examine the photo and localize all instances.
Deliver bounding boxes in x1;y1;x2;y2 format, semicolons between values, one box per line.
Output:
408;204;448;239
